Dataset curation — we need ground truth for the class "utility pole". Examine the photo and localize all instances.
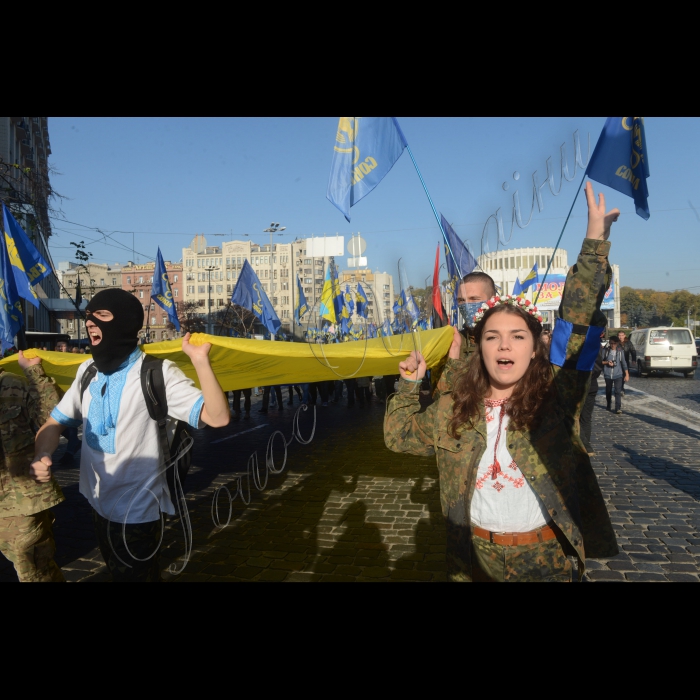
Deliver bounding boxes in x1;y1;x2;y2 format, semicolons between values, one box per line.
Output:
263;222;286;339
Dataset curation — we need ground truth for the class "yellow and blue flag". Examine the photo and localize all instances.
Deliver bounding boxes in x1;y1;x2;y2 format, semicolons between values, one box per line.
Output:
355;283;368;318
512;276;523;296
586;117;650;220
294;275;308;324
327;117;408;222
520;263;539;293
150;247;180;332
344;285;355;317
319;265;336;324
441;213;476;313
0;227;24;350
2;203;52;308
231;260;281;336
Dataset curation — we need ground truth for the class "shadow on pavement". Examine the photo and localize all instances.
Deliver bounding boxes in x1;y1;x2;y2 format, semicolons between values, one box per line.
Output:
613;443;700;500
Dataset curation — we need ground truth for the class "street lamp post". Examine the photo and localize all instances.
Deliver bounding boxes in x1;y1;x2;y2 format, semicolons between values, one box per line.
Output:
263;222;286;339
205;265;218;334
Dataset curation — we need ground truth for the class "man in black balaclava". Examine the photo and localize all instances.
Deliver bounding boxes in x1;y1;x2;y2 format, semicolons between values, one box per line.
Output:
30;287;231;582
85;289;144;374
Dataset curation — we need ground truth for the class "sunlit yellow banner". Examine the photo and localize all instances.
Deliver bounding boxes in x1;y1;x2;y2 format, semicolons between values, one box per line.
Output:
0;327;454;392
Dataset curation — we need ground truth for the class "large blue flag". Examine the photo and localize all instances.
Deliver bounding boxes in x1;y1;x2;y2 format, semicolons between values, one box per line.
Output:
2;203;52;308
355;283;368;318
150;247;180;332
586;117;650;220
294;275;308;324
344;285;355;317
0;227;24;351
327;117;408;222
230;260;281;336
403;289;420;324
440;213;477;313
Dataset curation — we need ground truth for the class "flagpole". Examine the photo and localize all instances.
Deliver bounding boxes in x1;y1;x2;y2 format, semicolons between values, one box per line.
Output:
533;173;587;306
404;144;463;279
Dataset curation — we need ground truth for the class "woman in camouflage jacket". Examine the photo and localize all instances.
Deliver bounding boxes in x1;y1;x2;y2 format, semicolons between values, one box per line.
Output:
384;183;619;581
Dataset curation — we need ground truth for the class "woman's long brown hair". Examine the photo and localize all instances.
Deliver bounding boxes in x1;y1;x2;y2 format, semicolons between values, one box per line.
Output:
448;305;553;438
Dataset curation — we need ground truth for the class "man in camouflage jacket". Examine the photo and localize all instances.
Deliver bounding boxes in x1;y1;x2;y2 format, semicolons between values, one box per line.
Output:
385;237;619;581
0;353;64;582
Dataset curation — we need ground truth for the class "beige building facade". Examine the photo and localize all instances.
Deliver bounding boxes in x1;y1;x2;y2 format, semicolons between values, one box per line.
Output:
182;235;334;336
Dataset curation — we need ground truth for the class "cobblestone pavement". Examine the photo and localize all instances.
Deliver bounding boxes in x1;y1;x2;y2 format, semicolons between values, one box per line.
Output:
1;374;699;582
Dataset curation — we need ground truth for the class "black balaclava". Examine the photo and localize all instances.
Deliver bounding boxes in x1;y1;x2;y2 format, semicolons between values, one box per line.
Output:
85;289;144;374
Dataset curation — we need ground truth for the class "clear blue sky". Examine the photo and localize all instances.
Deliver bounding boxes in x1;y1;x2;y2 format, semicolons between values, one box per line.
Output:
46;117;700;293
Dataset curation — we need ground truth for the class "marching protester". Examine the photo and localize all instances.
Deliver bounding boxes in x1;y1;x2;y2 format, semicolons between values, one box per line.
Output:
617;330;636;395
384;182;619;582
434;271;497;395
0;351;65;582
230;388;252;419
603;335;629;414
29;289;229;582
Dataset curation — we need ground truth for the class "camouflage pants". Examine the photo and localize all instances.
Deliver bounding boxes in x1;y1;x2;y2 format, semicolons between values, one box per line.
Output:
92;510;162;582
0;510;65;582
471;534;572;582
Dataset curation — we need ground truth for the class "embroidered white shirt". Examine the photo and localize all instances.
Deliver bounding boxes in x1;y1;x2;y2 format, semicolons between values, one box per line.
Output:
51;350;204;524
470;401;550;533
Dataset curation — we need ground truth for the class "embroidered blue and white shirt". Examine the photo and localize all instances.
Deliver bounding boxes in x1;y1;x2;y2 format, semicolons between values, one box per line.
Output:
51;349;204;523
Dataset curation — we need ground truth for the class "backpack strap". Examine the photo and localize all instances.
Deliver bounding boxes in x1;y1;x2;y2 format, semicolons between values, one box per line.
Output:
140;355;171;463
79;362;98;403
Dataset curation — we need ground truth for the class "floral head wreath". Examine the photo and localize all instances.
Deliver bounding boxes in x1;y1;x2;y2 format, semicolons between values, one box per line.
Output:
472;295;544;326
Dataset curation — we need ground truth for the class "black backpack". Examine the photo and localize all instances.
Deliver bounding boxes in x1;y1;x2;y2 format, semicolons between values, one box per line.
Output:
79;355;193;499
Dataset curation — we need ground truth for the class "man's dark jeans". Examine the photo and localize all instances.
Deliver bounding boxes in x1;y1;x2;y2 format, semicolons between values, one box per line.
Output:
605;377;623;412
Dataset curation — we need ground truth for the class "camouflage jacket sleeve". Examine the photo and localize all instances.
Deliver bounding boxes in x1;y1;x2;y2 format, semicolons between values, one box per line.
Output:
551;237;612;422
0;365;63;517
384;379;436;457
23;364;61;431
433;331;472;398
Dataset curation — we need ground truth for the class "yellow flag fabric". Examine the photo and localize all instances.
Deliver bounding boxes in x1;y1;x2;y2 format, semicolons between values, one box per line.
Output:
0;327;454;392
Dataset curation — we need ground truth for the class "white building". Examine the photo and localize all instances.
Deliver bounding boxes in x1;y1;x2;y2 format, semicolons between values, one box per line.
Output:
477;246;620;328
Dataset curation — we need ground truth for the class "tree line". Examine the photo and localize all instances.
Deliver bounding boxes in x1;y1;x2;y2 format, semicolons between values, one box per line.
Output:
621;287;699;330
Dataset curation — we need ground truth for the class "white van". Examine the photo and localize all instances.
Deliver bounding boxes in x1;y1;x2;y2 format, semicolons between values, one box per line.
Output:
630;327;698;378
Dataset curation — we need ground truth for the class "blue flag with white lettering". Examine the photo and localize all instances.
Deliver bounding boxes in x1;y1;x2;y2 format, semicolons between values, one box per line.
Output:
586;117;650;220
0;226;23;351
231;260;281;336
327;117;408;222
150;247;180;332
441;213;477;314
295;275;308;325
2;203;52;308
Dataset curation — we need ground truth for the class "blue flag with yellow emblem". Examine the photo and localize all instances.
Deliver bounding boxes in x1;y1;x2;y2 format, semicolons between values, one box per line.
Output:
327;117;408;222
2;203;52;308
440;214;476;314
150;248;180;332
586;117;650;220
295;275;308;325
0;225;24;350
231;260;281;336
355;283;368;318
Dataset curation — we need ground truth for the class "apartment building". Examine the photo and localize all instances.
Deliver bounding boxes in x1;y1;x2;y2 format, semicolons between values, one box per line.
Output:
121;261;183;342
182;235;333;336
